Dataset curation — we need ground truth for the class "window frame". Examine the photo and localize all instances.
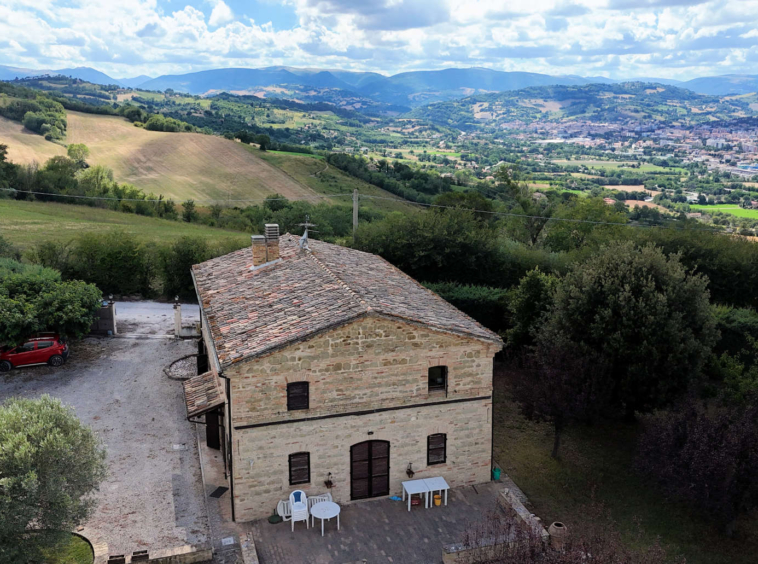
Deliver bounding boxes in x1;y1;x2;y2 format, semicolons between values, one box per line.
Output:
427;366;448;393
427;433;447;465
288;452;311;485
287;381;310;411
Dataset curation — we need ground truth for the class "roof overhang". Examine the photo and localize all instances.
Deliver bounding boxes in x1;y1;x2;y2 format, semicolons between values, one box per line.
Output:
183;371;226;419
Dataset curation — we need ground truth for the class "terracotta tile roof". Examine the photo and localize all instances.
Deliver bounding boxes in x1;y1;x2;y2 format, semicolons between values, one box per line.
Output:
192;234;503;367
183;371;226;418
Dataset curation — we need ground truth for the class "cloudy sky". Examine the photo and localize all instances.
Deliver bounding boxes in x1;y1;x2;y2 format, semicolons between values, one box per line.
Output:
0;0;756;80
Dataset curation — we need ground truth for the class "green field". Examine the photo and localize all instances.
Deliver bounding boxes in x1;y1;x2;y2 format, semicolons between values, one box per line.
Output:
266;150;323;159
552;159;685;173
0;199;249;249
256;151;415;214
690;204;758;219
493;368;757;564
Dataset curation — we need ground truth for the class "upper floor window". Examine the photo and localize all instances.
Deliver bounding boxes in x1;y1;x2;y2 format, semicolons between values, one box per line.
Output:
428;366;447;393
427;433;447;465
287;382;309;411
289;452;311;485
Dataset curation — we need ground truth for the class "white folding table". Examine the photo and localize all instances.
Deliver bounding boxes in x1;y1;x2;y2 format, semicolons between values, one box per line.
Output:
424;477;450;507
401;479;431;511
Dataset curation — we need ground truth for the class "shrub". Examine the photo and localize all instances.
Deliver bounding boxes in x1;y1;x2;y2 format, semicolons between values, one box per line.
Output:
637;402;758;535
0;259;102;344
160;236;210;301
424;282;510;334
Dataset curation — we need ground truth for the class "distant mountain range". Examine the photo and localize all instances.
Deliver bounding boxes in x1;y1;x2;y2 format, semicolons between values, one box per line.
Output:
0;65;151;90
3;64;758;105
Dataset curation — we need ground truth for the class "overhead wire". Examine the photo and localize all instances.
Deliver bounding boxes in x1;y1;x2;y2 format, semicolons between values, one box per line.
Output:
0;187;743;236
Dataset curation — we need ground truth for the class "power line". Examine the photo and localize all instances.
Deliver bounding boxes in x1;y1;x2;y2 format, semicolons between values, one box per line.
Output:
0;186;744;236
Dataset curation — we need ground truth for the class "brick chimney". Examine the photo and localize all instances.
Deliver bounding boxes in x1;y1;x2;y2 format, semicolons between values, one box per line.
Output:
265;224;280;262
251;235;267;266
251;224;280;267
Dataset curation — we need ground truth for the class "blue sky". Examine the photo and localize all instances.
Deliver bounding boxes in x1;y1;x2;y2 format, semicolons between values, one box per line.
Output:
0;0;757;80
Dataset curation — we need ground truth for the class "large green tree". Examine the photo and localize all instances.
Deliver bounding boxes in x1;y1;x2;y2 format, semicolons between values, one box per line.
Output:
535;241;718;417
0;259;102;345
0;396;107;563
355;209;503;286
0;144;19;189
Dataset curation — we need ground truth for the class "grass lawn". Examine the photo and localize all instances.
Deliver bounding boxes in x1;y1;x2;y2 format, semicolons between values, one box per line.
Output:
690;204;758;219
41;534;93;564
0;199;250;249
493;364;758;564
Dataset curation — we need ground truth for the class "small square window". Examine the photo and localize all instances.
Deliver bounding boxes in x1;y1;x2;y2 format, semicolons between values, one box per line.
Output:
287;382;309;411
428;366;447;393
289;452;310;485
427;434;447;465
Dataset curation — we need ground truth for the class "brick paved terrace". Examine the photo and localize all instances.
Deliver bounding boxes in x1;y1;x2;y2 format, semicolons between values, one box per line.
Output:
249;482;504;564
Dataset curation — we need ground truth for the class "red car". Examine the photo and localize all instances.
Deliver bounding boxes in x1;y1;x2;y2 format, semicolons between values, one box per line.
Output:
0;334;69;372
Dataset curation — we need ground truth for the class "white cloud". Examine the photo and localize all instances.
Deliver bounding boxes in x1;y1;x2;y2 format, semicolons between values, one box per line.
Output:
0;0;757;80
208;0;234;27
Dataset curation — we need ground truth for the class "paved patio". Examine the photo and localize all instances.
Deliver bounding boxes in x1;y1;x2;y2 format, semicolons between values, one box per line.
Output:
249;482;504;564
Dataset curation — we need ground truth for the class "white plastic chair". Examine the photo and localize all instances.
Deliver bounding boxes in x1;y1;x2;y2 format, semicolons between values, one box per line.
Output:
278;491;332;521
289;490;309;532
307;492;332;510
276;499;292;521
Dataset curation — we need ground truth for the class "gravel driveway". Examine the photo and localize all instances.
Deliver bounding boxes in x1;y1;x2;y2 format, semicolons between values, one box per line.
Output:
115;301;200;335
0;336;210;557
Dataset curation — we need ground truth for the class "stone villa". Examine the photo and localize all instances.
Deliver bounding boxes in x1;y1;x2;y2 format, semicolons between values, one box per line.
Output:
185;225;503;522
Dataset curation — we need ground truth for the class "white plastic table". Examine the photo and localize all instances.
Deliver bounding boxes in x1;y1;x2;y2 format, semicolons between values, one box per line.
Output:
424;477;450;507
401;479;431;511
310;501;340;536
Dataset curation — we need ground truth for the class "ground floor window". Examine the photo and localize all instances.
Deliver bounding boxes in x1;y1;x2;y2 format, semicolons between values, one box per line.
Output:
289;452;310;485
427;433;447;465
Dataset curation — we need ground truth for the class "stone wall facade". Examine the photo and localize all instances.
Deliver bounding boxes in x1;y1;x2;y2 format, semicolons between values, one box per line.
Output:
221;314;500;522
233;399;492;521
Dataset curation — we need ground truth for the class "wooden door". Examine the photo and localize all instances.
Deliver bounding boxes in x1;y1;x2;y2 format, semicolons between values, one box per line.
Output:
350;440;390;500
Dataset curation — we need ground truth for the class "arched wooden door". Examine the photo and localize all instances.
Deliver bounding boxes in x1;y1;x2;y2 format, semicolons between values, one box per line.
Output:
350;440;390;500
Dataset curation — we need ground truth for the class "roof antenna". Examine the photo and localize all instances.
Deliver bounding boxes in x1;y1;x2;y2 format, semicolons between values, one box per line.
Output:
298;215;318;251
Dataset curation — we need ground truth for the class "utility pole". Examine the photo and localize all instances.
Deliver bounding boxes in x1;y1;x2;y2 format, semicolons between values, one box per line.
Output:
352;189;359;242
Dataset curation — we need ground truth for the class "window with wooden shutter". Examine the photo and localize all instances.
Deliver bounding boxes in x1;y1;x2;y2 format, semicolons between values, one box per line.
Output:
289;452;310;485
287;382;309;411
427;433;447;465
428;366;447;393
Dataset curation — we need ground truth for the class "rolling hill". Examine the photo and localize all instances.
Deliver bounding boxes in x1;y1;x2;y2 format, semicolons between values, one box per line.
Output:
4;64;758;101
0;110;413;213
680;74;758;96
409;82;758;129
0;112;323;203
0;117;66;163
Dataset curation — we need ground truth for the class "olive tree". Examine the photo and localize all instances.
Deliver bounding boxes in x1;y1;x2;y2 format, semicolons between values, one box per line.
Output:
0;396;107;562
